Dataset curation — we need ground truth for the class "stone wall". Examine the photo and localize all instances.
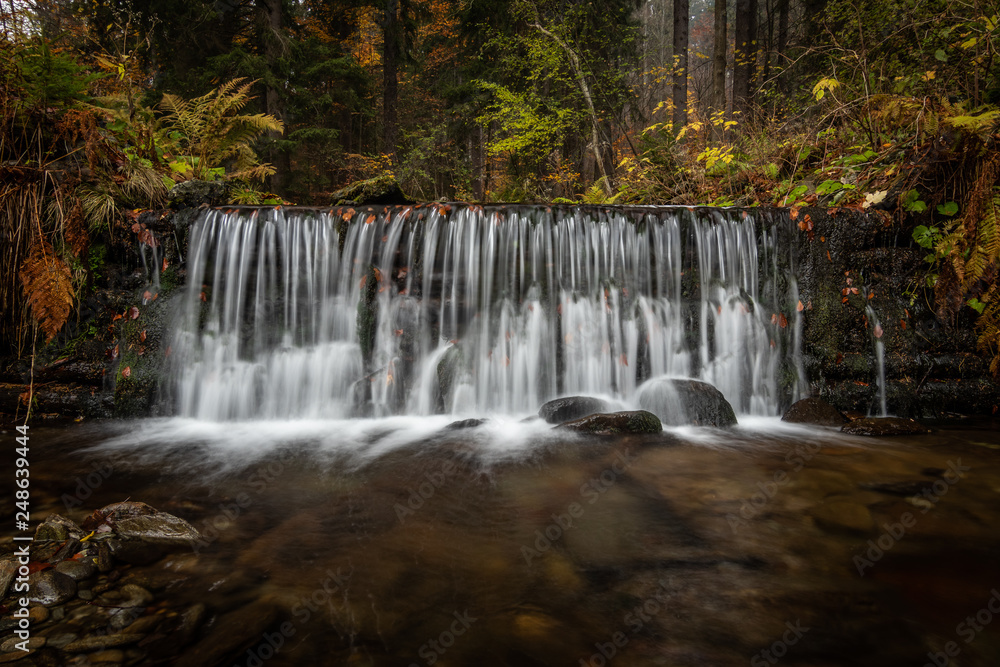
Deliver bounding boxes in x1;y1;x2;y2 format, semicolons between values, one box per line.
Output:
783;207;999;417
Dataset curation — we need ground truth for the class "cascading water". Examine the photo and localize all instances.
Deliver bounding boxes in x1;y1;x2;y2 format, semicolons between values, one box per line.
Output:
166;204;804;421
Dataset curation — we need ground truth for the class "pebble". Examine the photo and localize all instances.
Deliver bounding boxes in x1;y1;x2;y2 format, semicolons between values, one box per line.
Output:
44;633;79;649
78;589;94;601
0;636;45;652
89;649;126;663
62;634;145;653
55;559;97;581
123;615;162;635
51;607;66;621
28;570;78;606
119;584;154;607
28;606;50;624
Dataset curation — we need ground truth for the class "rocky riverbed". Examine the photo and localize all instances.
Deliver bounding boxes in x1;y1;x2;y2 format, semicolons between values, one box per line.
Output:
2;416;1000;666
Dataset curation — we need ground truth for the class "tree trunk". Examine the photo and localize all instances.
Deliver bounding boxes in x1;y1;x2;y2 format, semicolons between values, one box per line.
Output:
733;0;758;120
672;0;689;138
711;0;727;141
262;0;290;194
383;0;400;164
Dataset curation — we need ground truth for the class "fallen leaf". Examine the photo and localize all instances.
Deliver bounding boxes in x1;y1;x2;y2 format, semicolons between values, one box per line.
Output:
162;257;168;272
826;250;832;262
900;320;907;330
121;366;131;378
874;324;883;338
139;330;147;342
620;354;629;366
836;352;843;364
778;313;788;328
796;300;804;312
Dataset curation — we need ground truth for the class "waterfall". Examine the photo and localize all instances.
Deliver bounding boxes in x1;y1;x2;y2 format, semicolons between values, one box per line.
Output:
167;205;803;420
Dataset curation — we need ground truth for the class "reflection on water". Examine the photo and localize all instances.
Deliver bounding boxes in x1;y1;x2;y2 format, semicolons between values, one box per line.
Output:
5;418;1000;666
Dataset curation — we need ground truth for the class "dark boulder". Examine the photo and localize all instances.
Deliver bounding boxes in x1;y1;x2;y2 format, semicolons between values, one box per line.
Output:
636;377;738;427
842;417;931;436
557;410;662;435
28;570;77;606
167;179;229;209
781;397;848;425
538;396;612;424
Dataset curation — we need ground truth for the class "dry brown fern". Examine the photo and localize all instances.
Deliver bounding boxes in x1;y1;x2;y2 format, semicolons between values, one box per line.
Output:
19;240;75;342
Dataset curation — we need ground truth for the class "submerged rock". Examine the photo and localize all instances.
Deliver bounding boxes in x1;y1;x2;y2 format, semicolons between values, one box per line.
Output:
538;396;611;424
842;417;931;436
446;418;487;430
636;377;738;427
558;410;662;435
781;397;848;425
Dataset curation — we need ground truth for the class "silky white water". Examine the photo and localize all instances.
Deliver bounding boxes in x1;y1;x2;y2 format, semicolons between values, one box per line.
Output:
167;205;804;420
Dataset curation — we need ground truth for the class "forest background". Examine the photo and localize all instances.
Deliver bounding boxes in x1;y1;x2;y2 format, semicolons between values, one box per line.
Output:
1;0;1000;373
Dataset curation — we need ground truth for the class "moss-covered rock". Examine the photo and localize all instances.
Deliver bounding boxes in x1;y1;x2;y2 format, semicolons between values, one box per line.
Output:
167;179;229;209
331;174;414;205
557;410;662;435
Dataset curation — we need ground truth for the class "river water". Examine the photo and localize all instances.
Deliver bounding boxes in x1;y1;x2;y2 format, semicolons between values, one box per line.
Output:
8;416;1000;666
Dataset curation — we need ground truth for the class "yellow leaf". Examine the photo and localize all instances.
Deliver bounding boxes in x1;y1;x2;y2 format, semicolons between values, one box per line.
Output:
961;37;978;49
923;70;936;81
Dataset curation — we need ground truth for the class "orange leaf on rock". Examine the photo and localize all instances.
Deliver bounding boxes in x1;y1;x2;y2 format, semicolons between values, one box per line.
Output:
129;306;140;320
796;300;804;312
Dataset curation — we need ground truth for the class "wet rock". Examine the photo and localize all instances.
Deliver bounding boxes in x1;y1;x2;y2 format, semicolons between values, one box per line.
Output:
810;500;874;533
558;410;662;435
34;514;85;542
45;634;78;650
842;417;931;436
82;501;157;530
637;377;738;427
28;606;50;624
538;396;611;424
114;510;201;545
55;559;96;581
95;541;114;572
62;634;145;653
781;397;847;425
50;537;82;563
123;614;162;635
0;557;15;598
446;418;487;430
29;570;78;606
174;600;280;667
119;584;154;607
78;589;94;600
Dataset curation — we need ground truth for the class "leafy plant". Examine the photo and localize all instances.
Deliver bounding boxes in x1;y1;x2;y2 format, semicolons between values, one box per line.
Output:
158;78;284;183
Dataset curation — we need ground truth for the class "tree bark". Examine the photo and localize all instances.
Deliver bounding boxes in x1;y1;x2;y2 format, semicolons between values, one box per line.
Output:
711;0;727;141
383;0;400;164
261;0;290;194
672;0;689;138
733;0;758;119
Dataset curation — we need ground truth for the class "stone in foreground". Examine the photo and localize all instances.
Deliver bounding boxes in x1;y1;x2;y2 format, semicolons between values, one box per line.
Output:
637;377;738;427
781;397;848;425
538;396;612;424
557;410;662;435
841;417;931;436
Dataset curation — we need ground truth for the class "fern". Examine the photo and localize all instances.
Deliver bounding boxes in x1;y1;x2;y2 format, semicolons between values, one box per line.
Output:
159;78;283;183
20;240;75;342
